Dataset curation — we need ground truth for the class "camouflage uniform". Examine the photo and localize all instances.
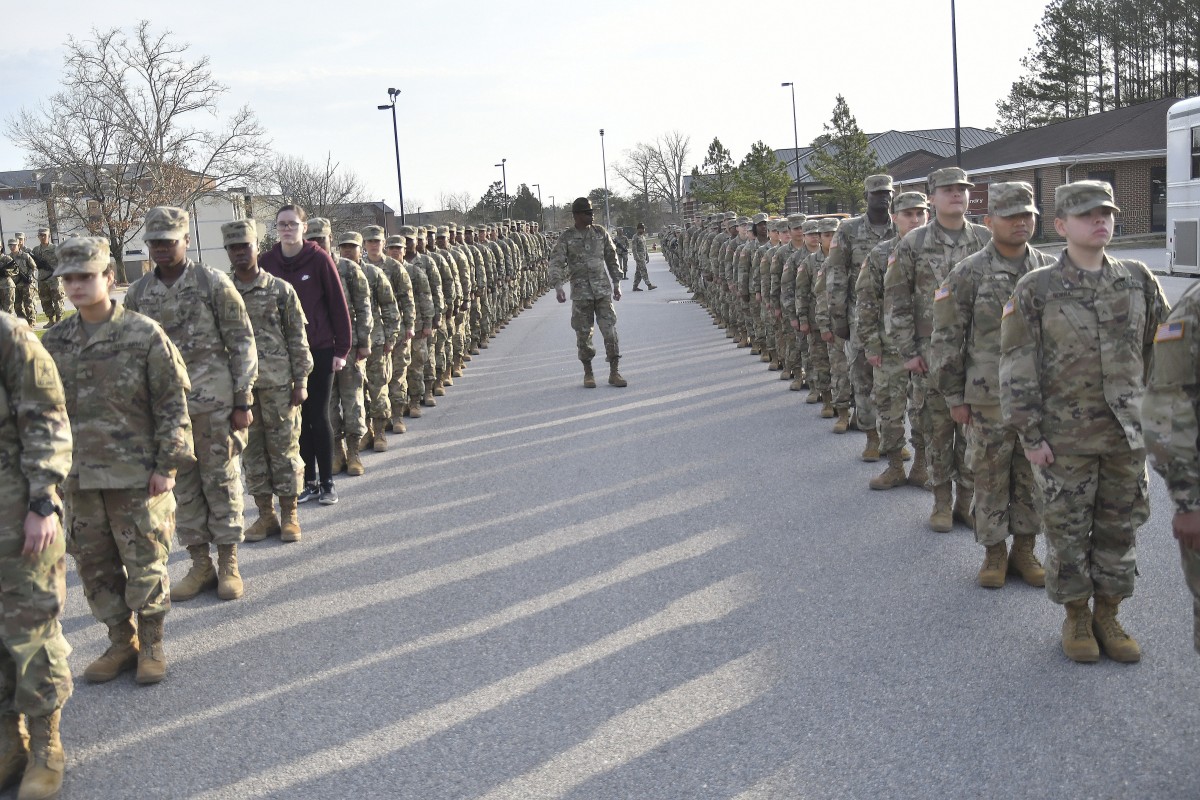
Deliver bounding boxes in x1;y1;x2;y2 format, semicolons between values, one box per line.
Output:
9;250;36;326
328;255;371;442
30;239;64;325
884;212;990;494
233;268;311;498
0;252;14;314
368;237;418;425
813;230;850;412
1145;280;1200;653
411;234;444;404
632;231;651;289
0;312;73;718
796;224;831;398
1000;250;1167;604
549;223;622;365
124;247;258;549
931;235;1055;546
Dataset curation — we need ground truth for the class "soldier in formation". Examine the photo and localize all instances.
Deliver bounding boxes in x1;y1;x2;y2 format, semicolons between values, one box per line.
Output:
29;230;64;328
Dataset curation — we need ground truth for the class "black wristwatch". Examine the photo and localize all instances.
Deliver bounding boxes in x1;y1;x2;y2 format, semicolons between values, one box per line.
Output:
29;497;62;519
233;405;251;412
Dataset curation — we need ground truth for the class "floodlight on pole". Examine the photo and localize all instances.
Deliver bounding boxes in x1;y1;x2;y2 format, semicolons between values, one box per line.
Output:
781;82;803;213
377;87;406;224
599;129;611;228
494;159;508;220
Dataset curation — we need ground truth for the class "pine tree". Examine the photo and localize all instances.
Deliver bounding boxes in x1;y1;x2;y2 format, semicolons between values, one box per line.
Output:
735;141;792;214
806;96;881;215
690;137;744;212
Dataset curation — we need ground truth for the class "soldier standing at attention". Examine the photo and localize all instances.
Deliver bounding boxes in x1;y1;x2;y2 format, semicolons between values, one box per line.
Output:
341;231;399;455
931;183;1055;588
796;220;831;413
363;227;415;436
861;193;928;490
885;167;990;532
550;197;626;389
124;206;258;603
631;223;656;291
260;206;353;507
6;241;36;328
0;244;15;315
387;232;433;423
1145;267;1200;657
225;220;311;544
1000;181;1168;663
45;235;191;696
0;294;73;799
30;230;63;328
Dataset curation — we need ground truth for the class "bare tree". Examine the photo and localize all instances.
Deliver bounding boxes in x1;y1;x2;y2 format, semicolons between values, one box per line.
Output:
438;191;474;216
647;131;690;219
5;20;270;279
269;152;370;232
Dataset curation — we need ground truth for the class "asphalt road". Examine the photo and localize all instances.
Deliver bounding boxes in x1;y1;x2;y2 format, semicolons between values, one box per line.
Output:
55;252;1200;799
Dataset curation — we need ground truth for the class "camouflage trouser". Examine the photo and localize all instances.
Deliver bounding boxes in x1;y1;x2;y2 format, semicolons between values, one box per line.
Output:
470;298;483;346
330;357;367;440
617;252;629;277
65;481;173;629
632;259;649;288
453;311;467;366
0;280;12;314
477;296;492;342
245;386;302;498
571;296;619;364
365;347;392;421
1179;543;1200;654
806;333;830;392
966;404;1038;546
176;410;245;547
828;336;852;411
0;518;72;717
435;324;451;379
792;328;809;378
923;389;972;491
389;339;411;419
847;323;875;429
777;315;793;371
408;336;429;403
761;305;776;355
874;355;910;456
1034;448;1149;605
14;285;33;324
37;279;64;322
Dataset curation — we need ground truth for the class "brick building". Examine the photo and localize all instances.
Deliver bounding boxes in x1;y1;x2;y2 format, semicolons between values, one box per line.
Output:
893;98;1177;241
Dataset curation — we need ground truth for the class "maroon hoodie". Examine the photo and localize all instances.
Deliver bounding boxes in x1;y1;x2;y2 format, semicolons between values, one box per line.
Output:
260;240;352;361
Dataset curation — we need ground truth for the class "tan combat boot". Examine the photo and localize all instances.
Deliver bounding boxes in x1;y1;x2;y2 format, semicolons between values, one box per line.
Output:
908;447;929;488
279;495;302;543
582;361;596;389
443;371;454;386
19;709;62;800
331;438;347;474
433;378;447;396
820;392;835;419
1092;595;1141;662
372;418;389;452
929;483;954;532
83;617;139;683
346;438;366;477
408;398;422;418
900;445;913;461
423;388;437;407
805;387;821;404
171;545;216;601
953;486;975;529
0;712;27;792
869;453;907;491
790;377;805;391
1008;535;1046;586
452;363;464;378
216;544;243;601
1062;598;1100;663
135;614;166;684
861;430;881;462
832;408;851;434
244;494;279;543
757;349;768;361
767;353;780;370
977;541;1008;589
608;360;628;388
391;415;406;434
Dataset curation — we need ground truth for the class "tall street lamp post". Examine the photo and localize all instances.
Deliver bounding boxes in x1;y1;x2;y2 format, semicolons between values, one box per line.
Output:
495;158;508;220
377;88;406;226
532;183;542;227
549;195;555;230
599;128;611;228
781;82;803;214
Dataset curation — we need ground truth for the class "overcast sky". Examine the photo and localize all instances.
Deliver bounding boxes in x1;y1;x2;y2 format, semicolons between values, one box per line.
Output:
1;0;1053;216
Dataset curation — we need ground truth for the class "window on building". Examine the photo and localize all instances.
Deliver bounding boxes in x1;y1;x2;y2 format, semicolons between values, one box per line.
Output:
1193;127;1200;179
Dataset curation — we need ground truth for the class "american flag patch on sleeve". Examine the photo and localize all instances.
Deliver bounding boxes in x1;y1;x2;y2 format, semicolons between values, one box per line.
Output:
1002;299;1015;318
934;286;951;301
1155;321;1185;342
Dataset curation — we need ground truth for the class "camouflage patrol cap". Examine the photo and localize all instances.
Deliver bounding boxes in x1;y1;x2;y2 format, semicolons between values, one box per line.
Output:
305;218;332;240
5;239;14;247
736;216;752;226
787;213;808;230
723;211;737;220
36;227;50;235
927;167;974;190
361;225;386;241
398;225;417;238
892;192;929;212
436;226;449;238
865;174;894;193
751;213;769;225
386;235;405;247
221;219;257;247
817;218;840;234
802;220;820;234
464;225;475;233
988;182;1038;217
338;231;363;247
1055;180;1120;216
143;206;190;241
53;236;110;277
14;232;24;240
771;220;789;233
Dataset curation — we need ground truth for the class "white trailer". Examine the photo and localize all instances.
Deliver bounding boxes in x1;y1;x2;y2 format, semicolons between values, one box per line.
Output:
1168;96;1200;275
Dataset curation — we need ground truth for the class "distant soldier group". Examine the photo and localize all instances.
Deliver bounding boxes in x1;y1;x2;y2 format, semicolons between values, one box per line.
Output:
0;230;64;329
0;205;550;798
668;170;1200;668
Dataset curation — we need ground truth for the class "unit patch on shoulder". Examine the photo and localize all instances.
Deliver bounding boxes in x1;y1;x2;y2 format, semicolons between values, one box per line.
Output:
1155;321;1185;342
1003;299;1016;318
934;286;951;301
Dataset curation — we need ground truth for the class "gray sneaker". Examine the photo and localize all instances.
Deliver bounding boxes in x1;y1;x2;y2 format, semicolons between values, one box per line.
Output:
297;482;320;504
318;482;339;505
